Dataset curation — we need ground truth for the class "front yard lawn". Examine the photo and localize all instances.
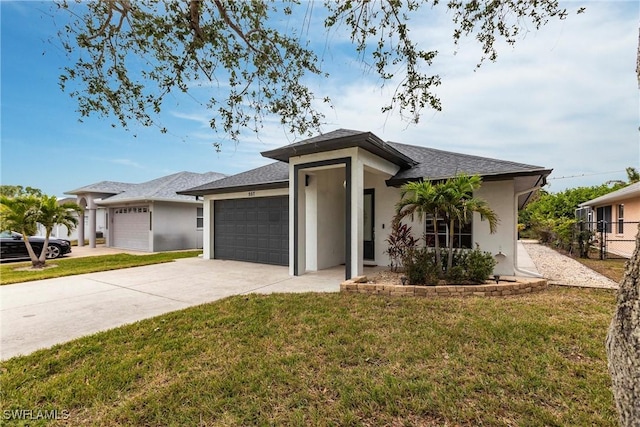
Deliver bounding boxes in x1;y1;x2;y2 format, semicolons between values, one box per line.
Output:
1;287;617;426
0;251;202;285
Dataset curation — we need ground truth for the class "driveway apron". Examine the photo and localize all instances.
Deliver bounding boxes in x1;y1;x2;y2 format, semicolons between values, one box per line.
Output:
1;258;341;360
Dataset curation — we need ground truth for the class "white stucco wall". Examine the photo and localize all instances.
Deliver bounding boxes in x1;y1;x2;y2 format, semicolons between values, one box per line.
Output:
363;172;427;267
474;180;516;276
151;202;203;252
315;170;346;270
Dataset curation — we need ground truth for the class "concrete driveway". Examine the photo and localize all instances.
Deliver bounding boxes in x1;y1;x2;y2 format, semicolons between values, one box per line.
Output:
1;258;348;360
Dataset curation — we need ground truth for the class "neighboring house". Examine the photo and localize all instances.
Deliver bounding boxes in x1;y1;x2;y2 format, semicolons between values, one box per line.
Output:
36;197;107;241
578;182;640;258
67;171;225;252
180;129;551;279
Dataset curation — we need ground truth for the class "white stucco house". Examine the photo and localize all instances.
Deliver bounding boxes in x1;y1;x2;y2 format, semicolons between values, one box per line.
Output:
66;171;225;252
36;197;107;241
180;129;552;279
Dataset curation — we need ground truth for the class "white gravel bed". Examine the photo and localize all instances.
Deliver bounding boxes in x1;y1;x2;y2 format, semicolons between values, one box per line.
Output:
522;242;619;289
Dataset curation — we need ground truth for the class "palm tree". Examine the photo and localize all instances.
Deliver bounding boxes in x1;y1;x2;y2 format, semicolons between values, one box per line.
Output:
1;194;82;268
395;174;499;275
440;174;499;272
395;180;445;270
0;195;41;265
35;195;82;267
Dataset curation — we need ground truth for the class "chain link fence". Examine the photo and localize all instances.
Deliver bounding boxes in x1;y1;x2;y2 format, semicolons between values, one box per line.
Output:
576;221;639;260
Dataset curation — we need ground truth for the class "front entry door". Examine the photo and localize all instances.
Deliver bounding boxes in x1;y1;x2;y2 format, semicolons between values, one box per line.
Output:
363;189;375;260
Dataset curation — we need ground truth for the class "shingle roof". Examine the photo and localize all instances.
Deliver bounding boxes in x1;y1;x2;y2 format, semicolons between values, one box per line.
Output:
180;129;551;195
66;181;136;195
261;128;415;168
386;142;550;185
579;182;640;207
68;172;226;204
178;162;289;196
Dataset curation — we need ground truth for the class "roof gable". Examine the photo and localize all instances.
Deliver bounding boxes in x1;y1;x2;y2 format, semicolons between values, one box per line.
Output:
261;128;415;168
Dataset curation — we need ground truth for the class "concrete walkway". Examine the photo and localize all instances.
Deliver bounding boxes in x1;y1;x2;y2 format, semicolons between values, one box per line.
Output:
516;240;541;276
1;259;363;360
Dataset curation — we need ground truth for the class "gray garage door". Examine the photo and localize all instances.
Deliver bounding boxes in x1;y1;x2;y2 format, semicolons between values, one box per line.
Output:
214;196;289;266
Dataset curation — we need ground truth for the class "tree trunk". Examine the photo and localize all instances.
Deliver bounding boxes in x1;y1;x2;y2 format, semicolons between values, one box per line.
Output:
447;218;455;273
432;215;442;276
606;223;640;426
20;228;42;269
37;230;52;267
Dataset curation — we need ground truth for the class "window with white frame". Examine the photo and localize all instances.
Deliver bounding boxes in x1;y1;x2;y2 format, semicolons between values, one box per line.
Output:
617;204;624;234
425;216;472;249
197;207;204;229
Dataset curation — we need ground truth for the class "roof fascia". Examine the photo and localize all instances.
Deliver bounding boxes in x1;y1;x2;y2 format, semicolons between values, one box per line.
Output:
177;181;289;197
385;169;553;187
261;133;416;168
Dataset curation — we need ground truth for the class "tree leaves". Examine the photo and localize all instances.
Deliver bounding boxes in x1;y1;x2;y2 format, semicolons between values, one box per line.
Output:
55;0;579;144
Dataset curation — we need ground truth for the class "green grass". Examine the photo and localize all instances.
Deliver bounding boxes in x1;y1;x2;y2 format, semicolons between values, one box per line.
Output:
0;287;617;426
0;251;202;285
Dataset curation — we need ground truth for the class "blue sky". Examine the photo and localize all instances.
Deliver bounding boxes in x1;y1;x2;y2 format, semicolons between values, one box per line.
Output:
1;1;638;197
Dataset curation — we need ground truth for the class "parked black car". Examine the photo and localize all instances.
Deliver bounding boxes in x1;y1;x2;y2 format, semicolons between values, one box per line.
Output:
0;231;72;260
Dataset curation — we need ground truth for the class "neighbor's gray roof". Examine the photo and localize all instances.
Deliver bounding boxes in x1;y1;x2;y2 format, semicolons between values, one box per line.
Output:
386;142;551;185
68;172;226;204
66;181;136;195
179;162;289;196
579;182;640;207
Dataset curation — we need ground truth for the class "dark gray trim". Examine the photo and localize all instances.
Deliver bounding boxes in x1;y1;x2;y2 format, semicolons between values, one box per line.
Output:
178;181;288;196
385;169;553;187
293;157;352;280
263;132;415;169
363;188;375;261
519;174;545;209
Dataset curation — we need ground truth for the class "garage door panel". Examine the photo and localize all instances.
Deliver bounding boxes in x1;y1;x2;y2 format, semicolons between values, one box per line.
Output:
214;196;289;266
112;206;150;251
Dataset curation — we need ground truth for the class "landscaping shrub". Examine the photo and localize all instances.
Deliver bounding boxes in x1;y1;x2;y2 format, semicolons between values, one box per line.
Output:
403;247;496;285
445;265;466;283
384;220;417;272
461;248;496;283
403;247;439;285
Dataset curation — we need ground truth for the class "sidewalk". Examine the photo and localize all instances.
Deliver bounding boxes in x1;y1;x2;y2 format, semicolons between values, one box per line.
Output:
516;240;540;276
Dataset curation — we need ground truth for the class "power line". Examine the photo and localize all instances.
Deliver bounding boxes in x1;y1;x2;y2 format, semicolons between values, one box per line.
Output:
548;170;626;180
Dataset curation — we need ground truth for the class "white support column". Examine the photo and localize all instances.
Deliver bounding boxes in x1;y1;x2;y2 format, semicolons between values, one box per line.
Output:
350;158;364;278
77;209;85;247
296;167;307;275
203;198;213;260
88;208;97;248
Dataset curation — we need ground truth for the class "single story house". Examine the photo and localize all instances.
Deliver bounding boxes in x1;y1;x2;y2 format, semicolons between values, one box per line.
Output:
578;181;640;258
66;171;225;251
180;129;552;279
36;197;107;241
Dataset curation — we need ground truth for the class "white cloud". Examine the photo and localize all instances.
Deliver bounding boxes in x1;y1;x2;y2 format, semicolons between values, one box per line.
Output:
109;158;145;169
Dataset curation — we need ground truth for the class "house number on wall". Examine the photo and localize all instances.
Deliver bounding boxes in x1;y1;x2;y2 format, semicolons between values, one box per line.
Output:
248;191;256;197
